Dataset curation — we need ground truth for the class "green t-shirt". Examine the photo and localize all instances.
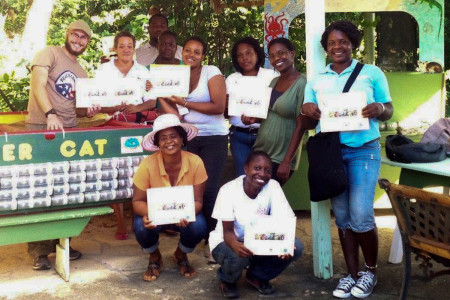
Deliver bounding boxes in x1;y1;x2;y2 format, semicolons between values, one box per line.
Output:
253;74;306;170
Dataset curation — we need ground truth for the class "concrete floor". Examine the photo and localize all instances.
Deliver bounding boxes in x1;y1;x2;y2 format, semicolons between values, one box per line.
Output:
0;208;448;300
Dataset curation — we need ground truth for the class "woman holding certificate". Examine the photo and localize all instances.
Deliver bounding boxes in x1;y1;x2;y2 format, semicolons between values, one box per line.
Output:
95;31;155;123
302;21;393;299
243;38;307;185
227;37;278;176
159;37;228;246
132;114;208;281
95;31;154;240
209;151;303;298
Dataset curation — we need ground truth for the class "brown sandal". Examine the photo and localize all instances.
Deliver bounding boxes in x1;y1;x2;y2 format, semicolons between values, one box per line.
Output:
175;256;196;278
143;260;162;282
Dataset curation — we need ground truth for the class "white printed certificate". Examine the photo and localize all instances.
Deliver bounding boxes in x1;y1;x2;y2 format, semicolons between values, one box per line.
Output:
318;91;369;132
228;77;272;119
76;78;143;107
146;64;190;98
244;216;296;256
147;185;196;226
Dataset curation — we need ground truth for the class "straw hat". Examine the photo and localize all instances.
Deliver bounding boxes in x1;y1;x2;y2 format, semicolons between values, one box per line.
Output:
142;114;198;151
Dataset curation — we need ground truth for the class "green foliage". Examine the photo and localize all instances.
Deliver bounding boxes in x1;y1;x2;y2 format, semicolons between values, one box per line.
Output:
0;0;448;116
39;0;264;77
0;0;32;38
0;71;30;112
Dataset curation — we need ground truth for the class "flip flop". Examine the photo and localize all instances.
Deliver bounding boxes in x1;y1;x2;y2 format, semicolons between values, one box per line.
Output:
115;232;129;240
175;256;197;278
143;260;162;282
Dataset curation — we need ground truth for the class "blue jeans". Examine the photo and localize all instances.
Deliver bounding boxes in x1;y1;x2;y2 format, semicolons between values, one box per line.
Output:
331;140;381;233
187;135;228;234
229;129;257;176
211;239;303;283
133;213;208;253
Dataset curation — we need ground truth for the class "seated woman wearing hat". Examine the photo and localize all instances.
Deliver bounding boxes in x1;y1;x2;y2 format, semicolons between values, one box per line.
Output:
132;114;208;281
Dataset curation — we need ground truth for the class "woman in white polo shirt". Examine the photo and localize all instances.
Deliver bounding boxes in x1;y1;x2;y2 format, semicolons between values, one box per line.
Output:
95;31;154;240
95;31;155;123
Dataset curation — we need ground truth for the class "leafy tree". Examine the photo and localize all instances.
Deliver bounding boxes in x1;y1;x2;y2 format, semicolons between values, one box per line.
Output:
0;72;29;111
0;0;32;38
0;0;448;116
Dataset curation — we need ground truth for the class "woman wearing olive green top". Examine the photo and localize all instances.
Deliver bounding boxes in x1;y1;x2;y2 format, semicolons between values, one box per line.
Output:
243;37;306;185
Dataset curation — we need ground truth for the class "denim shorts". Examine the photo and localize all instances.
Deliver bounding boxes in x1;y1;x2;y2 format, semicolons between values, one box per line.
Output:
331;140;381;232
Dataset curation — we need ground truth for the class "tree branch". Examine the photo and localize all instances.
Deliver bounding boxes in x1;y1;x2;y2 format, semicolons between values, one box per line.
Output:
0;88;16;111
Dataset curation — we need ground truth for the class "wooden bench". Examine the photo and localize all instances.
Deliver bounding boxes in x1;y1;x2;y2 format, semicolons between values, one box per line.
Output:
378;179;450;300
0;206;112;281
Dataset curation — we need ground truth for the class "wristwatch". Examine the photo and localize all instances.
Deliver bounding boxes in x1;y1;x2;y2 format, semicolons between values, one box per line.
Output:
45;108;57;118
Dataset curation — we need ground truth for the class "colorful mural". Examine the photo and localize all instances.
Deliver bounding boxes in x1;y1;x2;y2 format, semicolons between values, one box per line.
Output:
264;12;289;42
263;0;444;67
265;0;290;12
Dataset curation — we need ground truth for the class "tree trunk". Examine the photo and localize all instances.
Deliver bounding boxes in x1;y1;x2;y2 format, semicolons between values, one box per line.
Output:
1;0;56;76
21;0;56;60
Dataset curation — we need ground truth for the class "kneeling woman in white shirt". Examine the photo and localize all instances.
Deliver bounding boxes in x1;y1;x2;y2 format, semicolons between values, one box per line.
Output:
209;151;303;298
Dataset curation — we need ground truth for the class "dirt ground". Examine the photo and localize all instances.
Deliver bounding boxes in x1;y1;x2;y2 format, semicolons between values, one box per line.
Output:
0;206;448;300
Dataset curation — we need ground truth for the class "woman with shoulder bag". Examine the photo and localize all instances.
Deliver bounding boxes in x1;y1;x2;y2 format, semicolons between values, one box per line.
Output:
302;20;393;299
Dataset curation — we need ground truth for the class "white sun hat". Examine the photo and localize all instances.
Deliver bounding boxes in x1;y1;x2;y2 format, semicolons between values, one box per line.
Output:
142;114;198;151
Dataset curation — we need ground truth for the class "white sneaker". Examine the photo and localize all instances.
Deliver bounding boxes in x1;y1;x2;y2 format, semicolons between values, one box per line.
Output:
351;271;377;298
333;274;356;298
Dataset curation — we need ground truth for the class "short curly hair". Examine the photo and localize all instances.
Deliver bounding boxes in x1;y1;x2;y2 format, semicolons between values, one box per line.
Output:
268;37;295;52
183;36;207;55
149;13;168;26
320;20;362;51
114;31;136;49
158;30;177;42
244;150;272;168
231;37;265;74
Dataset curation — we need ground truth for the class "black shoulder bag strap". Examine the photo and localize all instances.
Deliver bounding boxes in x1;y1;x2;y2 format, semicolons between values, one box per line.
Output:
343;62;364;93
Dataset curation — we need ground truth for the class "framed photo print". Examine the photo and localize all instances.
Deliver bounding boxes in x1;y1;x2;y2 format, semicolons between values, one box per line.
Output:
146;64;190;98
76;78;142;107
318;91;369;132
228;77;272;119
147;185;196;226
244;216;296;256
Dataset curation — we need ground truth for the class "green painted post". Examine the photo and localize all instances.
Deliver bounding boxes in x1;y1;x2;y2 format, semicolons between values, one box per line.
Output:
311;201;333;279
305;0;333;279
